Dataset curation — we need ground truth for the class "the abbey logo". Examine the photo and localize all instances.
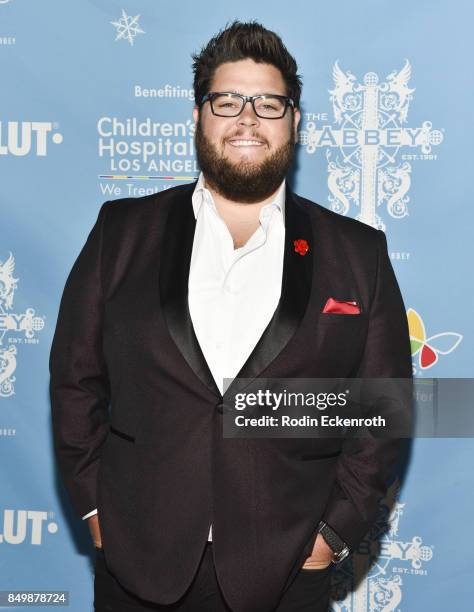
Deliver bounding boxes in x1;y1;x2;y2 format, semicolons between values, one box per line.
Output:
0;510;58;545
299;61;444;230
407;308;462;372
329;479;433;611
111;9;145;46
0;122;63;156
0;252;45;398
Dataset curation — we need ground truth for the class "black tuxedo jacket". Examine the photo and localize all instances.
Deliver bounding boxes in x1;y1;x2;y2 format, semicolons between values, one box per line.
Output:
50;181;412;612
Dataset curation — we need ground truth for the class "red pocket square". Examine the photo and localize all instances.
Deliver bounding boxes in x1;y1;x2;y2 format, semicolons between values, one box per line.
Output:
323;298;360;315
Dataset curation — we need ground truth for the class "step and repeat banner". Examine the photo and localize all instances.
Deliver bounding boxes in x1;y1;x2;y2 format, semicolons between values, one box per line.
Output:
1;1;473;610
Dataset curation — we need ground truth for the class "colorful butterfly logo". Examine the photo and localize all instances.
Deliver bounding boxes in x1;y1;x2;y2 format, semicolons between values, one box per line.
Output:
407;308;463;370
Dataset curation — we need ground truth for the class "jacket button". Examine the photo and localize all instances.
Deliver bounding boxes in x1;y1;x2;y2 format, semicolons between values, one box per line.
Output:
216;401;224;414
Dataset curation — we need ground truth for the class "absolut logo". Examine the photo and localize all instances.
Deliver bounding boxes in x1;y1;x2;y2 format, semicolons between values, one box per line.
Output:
0;121;63;156
0;510;58;545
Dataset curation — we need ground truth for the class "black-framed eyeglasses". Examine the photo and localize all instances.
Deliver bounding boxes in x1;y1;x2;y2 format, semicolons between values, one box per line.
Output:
200;92;295;119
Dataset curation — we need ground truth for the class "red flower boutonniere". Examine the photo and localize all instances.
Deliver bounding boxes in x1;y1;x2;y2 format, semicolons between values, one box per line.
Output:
293;239;309;256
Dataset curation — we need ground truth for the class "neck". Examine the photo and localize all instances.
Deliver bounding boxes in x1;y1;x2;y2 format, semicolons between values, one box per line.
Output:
202;176;283;250
203;176;282;219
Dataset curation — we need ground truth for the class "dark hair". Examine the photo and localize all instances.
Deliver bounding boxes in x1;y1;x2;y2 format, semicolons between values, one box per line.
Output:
192;20;302;109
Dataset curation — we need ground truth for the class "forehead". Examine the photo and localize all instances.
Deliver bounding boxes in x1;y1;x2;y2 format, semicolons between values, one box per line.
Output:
210;59;287;95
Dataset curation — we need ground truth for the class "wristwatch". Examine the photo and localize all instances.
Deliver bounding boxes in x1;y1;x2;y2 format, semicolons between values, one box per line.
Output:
317;520;350;564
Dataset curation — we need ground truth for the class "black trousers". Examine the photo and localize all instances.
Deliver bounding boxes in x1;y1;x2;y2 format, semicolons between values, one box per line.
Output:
94;543;331;612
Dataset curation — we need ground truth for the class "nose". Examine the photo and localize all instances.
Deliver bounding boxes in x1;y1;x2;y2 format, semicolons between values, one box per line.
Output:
237;100;260;127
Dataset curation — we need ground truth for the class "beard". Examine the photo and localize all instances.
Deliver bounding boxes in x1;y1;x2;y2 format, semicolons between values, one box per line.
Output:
194;119;296;203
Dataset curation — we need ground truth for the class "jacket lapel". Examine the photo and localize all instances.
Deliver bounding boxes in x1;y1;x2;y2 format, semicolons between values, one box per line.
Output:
159;183;221;397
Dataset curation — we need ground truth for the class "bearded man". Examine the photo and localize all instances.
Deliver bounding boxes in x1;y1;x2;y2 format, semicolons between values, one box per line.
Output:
50;20;412;612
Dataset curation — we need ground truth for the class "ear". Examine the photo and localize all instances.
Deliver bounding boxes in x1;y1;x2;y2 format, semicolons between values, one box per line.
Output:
193;105;199;126
293;108;301;140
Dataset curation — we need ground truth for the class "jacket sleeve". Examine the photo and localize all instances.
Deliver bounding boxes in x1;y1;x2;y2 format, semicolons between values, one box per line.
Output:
320;229;413;552
49;202;110;519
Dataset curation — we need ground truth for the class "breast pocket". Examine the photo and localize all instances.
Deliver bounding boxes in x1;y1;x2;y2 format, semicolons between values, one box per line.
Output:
315;313;368;372
318;312;367;331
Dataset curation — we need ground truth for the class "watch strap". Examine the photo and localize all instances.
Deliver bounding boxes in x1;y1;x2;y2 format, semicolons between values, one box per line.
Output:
317;520;350;563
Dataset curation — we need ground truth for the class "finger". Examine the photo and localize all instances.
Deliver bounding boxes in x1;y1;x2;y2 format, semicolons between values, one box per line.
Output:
301;560;331;570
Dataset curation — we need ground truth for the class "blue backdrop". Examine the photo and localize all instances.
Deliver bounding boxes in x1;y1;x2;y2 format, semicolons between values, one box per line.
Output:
1;0;473;610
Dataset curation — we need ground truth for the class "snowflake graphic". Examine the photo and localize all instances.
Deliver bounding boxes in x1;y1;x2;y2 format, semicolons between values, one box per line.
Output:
111;9;145;46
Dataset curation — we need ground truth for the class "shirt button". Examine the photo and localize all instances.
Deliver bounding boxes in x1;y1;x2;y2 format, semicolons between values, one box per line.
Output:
216;401;224;414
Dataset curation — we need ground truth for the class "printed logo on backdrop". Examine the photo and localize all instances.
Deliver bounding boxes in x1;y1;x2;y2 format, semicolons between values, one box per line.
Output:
0;0;15;47
407;308;462;373
0;253;44;398
106;10;196;194
0;510;58;545
111;9;145;46
299;60;444;230
97;115;198;197
0;122;62;156
329;479;433;611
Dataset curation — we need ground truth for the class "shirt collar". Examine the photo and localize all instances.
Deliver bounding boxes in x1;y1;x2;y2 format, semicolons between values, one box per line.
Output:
191;171;286;222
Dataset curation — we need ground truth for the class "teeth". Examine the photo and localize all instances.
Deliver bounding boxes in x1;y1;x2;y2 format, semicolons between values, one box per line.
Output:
229;140;264;146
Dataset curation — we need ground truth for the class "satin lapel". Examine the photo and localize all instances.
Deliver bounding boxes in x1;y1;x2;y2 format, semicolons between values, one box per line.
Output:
224;188;313;398
159;183;221;397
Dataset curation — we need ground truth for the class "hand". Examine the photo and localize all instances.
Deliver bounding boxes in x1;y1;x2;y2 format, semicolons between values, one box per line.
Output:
87;514;102;549
301;533;333;570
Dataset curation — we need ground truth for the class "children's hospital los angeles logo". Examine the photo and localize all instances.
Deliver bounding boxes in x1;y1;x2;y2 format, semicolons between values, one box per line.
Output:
0;253;44;398
299;60;443;230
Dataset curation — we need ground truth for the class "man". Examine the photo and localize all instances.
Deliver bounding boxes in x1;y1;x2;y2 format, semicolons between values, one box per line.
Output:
50;21;412;612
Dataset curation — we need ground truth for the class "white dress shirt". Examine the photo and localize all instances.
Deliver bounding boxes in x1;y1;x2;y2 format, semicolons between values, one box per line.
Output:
83;173;286;545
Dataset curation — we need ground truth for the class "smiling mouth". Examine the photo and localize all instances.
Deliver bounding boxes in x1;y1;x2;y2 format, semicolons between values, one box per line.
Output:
227;139;266;147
